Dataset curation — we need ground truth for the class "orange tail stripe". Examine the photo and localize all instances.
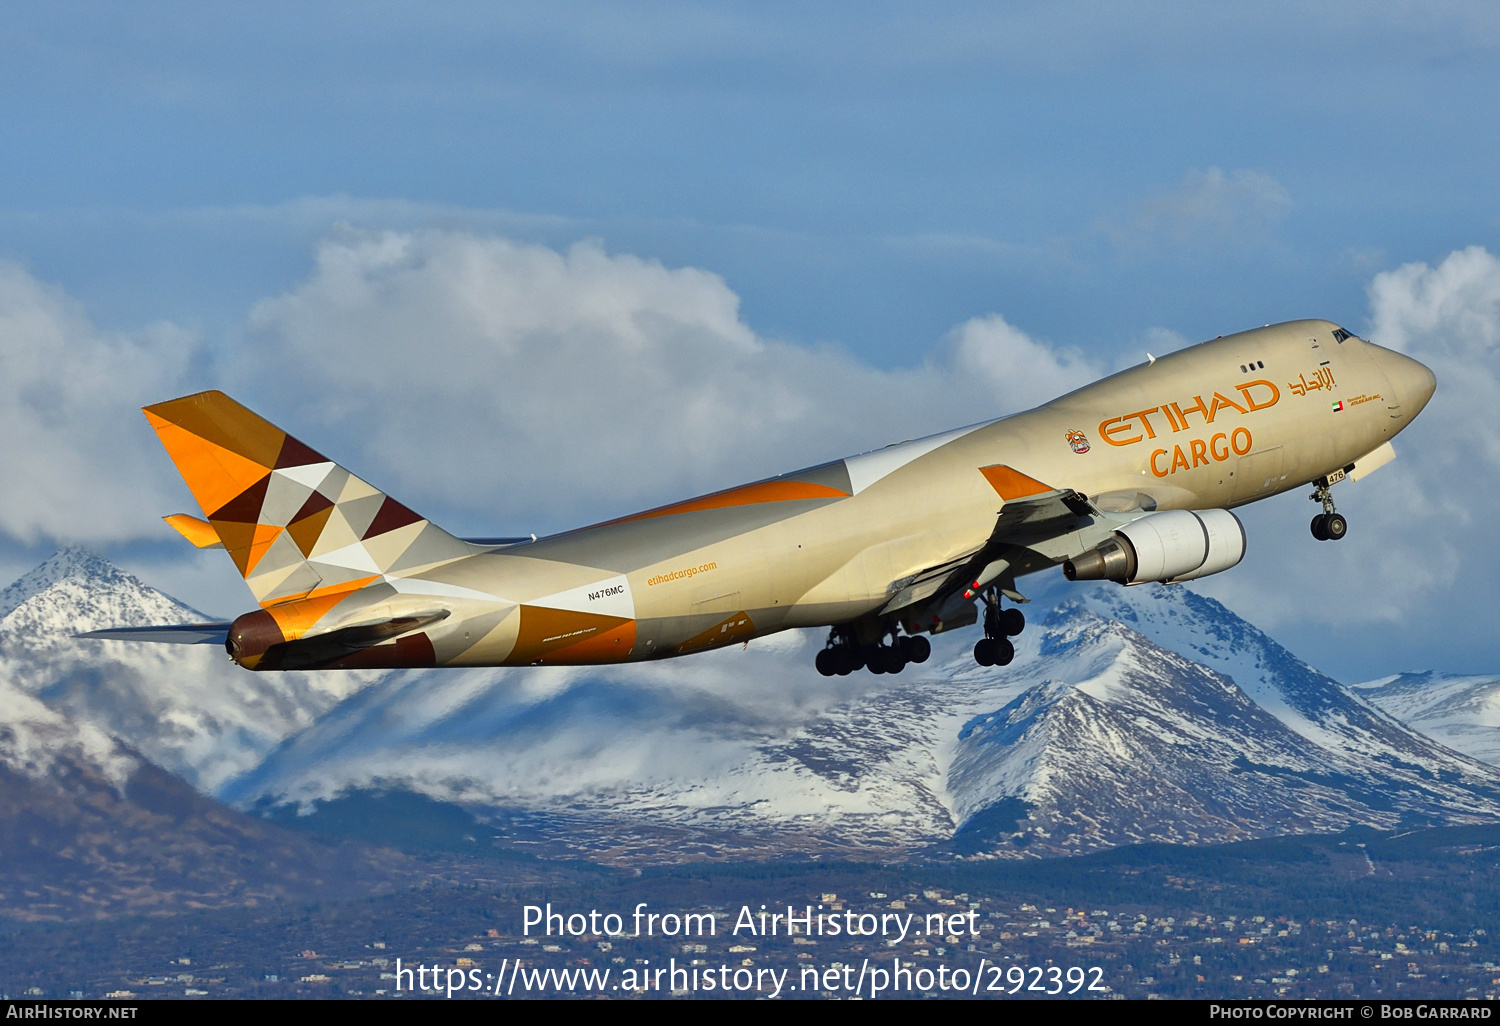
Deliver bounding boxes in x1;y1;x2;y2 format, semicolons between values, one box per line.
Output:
261;576;381;636
607;479;849;527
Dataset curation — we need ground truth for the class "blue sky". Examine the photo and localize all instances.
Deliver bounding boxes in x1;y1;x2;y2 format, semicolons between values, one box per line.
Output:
1;2;1499;680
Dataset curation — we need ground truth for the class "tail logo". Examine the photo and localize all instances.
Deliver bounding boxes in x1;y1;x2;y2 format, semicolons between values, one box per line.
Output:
144;391;469;608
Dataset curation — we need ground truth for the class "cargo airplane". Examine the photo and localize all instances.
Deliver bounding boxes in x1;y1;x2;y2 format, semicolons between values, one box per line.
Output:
84;320;1435;675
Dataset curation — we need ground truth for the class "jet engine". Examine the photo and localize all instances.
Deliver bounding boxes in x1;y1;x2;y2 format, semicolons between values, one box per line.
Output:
1063;509;1245;585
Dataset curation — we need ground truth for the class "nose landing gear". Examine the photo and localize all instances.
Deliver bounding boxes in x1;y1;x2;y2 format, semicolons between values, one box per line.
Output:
1310;474;1348;542
973;589;1025;667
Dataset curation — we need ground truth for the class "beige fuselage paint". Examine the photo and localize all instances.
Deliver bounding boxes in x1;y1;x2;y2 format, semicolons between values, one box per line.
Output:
366;320;1429;667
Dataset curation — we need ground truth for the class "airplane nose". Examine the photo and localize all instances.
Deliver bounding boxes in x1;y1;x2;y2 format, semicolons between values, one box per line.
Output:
1373;346;1437;417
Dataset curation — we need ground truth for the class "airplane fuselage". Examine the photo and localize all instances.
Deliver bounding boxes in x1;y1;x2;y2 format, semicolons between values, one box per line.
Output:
109;319;1433;671
360;319;1433;668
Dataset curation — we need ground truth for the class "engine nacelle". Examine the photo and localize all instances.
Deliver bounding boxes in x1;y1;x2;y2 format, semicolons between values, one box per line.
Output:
1063;509;1245;585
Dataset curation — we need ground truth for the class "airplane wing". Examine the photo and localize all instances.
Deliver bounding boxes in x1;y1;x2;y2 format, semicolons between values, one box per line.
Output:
76;623;233;645
882;465;1098;619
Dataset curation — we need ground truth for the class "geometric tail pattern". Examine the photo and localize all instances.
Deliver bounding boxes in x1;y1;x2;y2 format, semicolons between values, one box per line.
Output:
143;390;473;609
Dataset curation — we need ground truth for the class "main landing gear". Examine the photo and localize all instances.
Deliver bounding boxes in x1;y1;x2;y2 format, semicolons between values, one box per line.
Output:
1309;474;1348;542
815;628;932;677
973;590;1025;667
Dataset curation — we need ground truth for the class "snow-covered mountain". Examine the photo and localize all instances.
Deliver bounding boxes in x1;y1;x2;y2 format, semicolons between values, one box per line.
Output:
10;549;1500;864
222;577;1500;861
222;628;970;860
945;605;1500;856
1054;581;1493;780
0;657;137;790
0;548;374;792
0;674;418;919
1352;672;1500;767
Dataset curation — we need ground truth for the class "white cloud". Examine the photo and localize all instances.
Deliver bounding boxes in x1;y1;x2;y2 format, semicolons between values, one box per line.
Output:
1361;246;1500;530
1108;167;1292;252
0;263;198;544
237;230;1099;531
944;313;1097;404
11;230;1500;679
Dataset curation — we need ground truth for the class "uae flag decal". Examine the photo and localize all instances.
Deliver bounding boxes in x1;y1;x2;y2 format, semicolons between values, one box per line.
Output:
1331;400;1344;412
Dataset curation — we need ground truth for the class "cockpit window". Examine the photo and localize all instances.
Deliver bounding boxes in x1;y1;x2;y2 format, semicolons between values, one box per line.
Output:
1332;327;1353;343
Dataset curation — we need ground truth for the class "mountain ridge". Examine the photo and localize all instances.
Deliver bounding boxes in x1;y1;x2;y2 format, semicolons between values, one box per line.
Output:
6;548;1500;867
0;548;375;792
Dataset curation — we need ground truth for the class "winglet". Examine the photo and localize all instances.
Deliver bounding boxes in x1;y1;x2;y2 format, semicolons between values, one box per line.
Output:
164;513;225;550
979;465;1054;501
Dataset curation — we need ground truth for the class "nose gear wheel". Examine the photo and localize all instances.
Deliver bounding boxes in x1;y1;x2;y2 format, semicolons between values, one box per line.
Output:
1309;475;1348;542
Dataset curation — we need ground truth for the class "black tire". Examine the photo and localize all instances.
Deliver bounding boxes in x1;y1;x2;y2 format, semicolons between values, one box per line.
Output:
973;638;996;667
906;635;931;663
815;649;836;676
994;638;1015;666
841;647;864;674
1310;514;1329;541
886;649;908;674
1324;512;1347;540
864;646;886;674
999;608;1026;637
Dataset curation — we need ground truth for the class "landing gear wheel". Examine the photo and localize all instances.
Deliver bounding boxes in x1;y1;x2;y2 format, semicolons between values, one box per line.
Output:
999;608;1025;637
973;638;996;667
886;648;908;674
993;637;1015;666
1309;476;1346;542
815;649;837;676
902;635;931;663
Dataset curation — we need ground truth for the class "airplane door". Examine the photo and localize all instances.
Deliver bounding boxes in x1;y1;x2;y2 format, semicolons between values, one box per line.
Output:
1231;445;1285;504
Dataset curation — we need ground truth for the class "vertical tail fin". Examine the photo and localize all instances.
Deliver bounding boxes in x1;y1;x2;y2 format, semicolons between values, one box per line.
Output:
143;391;472;607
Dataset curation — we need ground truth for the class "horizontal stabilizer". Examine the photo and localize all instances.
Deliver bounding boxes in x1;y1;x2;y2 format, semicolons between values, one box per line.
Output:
164;513;225;550
77;623;232;645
